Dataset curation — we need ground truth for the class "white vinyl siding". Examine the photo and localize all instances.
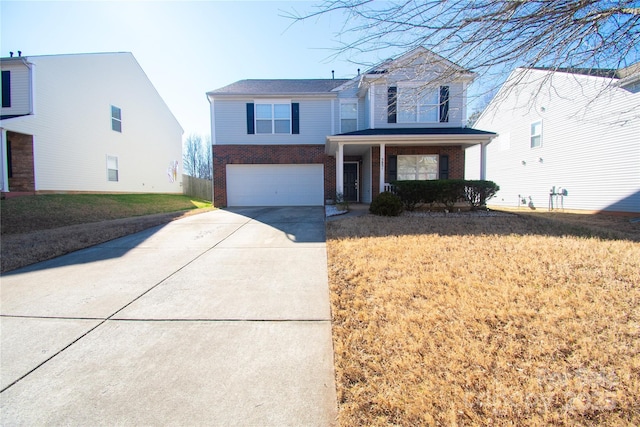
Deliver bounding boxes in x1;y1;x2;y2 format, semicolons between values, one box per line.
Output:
0;53;183;193
469;68;640;213
226;164;324;206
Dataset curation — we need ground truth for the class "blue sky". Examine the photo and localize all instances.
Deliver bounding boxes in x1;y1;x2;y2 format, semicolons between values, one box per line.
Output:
1;0;391;138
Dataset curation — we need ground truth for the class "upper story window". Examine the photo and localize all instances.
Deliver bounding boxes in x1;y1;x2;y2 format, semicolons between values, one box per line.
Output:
397;86;439;123
246;102;299;135
340;101;358;133
530;121;542;148
2;70;11;108
111;106;122;132
256;103;290;134
388;85;449;124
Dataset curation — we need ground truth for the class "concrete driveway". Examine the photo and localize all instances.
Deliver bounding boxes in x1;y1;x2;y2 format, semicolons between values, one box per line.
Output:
0;207;337;426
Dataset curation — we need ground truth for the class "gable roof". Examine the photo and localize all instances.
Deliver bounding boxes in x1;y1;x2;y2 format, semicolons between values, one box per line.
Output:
529;67;619;78
207;79;350;96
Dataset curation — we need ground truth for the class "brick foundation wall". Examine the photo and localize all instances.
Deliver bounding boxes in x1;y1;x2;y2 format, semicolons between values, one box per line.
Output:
212;144;336;207
371;145;465;199
6;131;35;192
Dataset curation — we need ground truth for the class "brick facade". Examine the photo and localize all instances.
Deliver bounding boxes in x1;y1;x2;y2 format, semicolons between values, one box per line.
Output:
213;143;464;206
212;144;336;207
6;131;35;192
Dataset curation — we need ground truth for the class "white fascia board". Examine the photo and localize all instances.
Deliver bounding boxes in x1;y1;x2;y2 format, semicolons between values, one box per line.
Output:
325;133;496;155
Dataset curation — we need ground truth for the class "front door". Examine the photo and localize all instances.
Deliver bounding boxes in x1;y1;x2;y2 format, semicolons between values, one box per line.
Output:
343;162;359;202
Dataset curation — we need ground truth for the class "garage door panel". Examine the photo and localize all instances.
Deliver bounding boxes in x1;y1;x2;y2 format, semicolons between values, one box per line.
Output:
227;164;324;206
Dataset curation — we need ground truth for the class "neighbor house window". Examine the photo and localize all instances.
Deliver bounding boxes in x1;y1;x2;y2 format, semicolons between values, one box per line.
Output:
340;101;358;133
397;155;438;180
107;155;119;182
2;70;10;108
397;86;439;123
256;103;290;134
111;106;122;132
530;121;542;148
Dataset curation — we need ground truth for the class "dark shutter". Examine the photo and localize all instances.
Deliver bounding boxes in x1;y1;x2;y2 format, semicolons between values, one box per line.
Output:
2;70;11;108
388;155;397;182
439;86;449;123
246;103;255;134
292;102;299;134
439;154;449;179
387;86;397;123
6;140;12;178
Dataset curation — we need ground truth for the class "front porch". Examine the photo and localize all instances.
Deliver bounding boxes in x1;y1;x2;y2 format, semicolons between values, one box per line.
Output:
326;128;497;203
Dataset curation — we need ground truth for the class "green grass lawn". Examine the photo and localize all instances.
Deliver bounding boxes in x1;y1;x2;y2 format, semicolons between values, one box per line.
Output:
1;194;211;235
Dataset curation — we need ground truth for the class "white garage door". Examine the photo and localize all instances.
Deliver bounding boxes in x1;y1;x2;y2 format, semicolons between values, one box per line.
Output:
226;164;324;206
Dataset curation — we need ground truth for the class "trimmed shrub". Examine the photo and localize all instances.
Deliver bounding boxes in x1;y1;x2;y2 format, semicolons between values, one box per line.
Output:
392;181;424;211
391;179;500;211
465;180;500;210
370;191;403;216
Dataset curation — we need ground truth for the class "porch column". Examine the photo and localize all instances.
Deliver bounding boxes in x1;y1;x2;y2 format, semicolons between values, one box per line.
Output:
336;142;344;199
480;142;487;180
0;129;8;193
379;143;385;194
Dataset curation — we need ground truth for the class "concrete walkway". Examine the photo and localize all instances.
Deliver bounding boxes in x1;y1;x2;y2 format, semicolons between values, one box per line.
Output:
0;207;337;426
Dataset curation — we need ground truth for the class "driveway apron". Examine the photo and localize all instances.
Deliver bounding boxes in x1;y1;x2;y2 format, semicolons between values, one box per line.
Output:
0;207;337;426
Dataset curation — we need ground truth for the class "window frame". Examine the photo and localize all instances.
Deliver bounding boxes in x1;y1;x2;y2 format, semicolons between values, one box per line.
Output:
397;84;440;124
397;154;439;181
254;101;291;134
111;105;122;133
340;100;358;133
530;120;542;148
106;155;119;182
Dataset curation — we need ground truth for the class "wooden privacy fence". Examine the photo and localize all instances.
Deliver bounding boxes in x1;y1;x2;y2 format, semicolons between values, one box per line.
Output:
182;174;212;201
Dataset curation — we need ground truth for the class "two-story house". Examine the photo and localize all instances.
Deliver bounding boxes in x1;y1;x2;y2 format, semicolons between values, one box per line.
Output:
1;52;183;196
207;47;496;207
467;64;640;213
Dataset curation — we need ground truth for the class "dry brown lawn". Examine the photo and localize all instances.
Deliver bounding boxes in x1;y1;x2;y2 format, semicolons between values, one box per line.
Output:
326;211;640;426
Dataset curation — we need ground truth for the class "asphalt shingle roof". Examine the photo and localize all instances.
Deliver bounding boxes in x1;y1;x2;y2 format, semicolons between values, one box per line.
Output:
207;79;351;96
338;127;496;136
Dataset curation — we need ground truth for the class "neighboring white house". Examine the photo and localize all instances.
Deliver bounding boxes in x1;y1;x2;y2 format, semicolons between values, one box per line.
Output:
466;65;640;214
0;52;183;195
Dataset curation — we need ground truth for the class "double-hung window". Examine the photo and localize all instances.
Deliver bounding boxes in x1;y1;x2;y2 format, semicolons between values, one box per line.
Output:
530;121;542;148
340;101;358;133
256;103;291;134
397;86;439;123
111;106;122;132
397;155;439;180
107;155;119;182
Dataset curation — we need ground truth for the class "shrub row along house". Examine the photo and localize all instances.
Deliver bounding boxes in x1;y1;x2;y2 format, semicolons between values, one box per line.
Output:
467;64;640;214
0;52;183;197
207;47;496;207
